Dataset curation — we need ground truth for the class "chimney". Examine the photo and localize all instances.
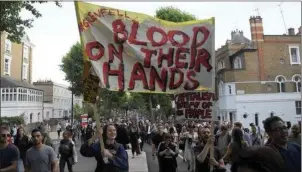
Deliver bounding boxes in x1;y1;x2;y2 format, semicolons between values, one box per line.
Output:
231;31;236;39
249;16;265;81
288;28;295;35
249;16;264;48
297;26;301;35
239;30;244;37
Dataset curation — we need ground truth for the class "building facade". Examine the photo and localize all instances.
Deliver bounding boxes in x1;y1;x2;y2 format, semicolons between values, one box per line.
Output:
1;33;34;82
0;33;44;124
216;16;301;128
33;80;83;119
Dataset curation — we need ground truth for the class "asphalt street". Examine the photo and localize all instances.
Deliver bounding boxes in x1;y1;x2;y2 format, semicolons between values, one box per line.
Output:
53;139;230;172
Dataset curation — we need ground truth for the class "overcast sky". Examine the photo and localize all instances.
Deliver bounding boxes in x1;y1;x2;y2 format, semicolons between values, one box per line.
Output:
20;2;301;86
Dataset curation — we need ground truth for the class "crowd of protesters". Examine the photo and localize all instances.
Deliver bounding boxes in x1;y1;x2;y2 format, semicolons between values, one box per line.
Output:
0;115;301;172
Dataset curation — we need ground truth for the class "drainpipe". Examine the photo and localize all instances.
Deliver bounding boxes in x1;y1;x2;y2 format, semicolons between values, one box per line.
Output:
21;43;24;80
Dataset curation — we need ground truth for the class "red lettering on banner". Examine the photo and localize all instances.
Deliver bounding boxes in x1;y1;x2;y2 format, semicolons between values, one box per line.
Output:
141;48;157;68
103;62;124;91
147;27;168;46
82;17;213;92
149;67;168;92
128;62;149;90
128;20;147;46
167;30;190;47
108;44;123;63
184;70;199;90
85;41;104;61
175;47;189;69
194;48;212;72
169;68;184;90
112;19;128;44
157;48;174;68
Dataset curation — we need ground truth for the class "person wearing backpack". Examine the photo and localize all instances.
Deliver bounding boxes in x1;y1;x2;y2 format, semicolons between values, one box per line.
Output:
57;130;77;172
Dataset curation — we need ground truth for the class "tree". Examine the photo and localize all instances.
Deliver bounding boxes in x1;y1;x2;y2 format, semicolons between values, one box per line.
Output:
73;104;84;120
155;6;197;22
60;42;84;96
0;1;61;43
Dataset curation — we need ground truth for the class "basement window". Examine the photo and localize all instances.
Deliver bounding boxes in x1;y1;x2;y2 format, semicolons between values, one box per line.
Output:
289;45;301;65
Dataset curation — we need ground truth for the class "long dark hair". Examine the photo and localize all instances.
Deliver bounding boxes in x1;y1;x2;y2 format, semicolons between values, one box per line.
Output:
102;124;116;144
232;128;244;148
15;127;27;145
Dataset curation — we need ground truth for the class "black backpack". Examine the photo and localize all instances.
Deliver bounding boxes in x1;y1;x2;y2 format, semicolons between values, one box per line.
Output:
59;140;73;157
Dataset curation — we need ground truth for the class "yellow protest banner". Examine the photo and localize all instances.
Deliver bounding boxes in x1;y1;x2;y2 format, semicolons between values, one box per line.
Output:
75;1;215;94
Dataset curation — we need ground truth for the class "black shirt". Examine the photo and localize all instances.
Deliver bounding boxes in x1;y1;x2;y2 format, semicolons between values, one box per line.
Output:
0;144;20;169
152;133;165;149
194;142;222;172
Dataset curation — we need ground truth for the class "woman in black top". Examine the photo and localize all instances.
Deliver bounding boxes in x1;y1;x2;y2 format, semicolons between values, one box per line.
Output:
157;133;178;172
223;128;248;165
14;127;30;166
129;125;140;158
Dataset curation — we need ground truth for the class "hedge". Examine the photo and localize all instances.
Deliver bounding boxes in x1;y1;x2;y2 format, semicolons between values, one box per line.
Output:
0;116;24;125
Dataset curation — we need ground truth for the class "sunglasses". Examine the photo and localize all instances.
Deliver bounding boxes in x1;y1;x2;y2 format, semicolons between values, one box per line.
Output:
1;134;11;138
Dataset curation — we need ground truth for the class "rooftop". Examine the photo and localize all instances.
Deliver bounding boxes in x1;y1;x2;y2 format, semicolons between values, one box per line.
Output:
0;76;40;90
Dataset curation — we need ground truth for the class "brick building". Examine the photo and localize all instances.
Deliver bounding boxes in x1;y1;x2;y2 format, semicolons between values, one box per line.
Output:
216;16;301;127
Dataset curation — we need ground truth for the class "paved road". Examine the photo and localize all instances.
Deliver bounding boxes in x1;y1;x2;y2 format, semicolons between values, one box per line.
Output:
52;136;230;172
143;143;188;172
53;139;148;172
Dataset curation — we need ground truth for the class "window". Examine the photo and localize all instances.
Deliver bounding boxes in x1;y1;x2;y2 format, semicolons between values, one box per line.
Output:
46;111;50;119
217;61;225;70
228;85;232;94
5;39;11;53
292;74;301;92
4;57;11;76
289;46;301;64
295;101;301;115
22;64;28;80
233;56;243;69
275;75;286;93
23;45;29;61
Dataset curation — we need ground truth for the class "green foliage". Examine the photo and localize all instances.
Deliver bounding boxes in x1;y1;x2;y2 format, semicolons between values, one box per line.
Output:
156;6;197;23
0;1;61;43
60;42;84;96
0;116;24;125
73;104;84;120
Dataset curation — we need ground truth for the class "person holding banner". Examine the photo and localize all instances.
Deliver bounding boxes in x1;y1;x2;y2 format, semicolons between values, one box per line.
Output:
80;124;129;172
194;127;226;172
